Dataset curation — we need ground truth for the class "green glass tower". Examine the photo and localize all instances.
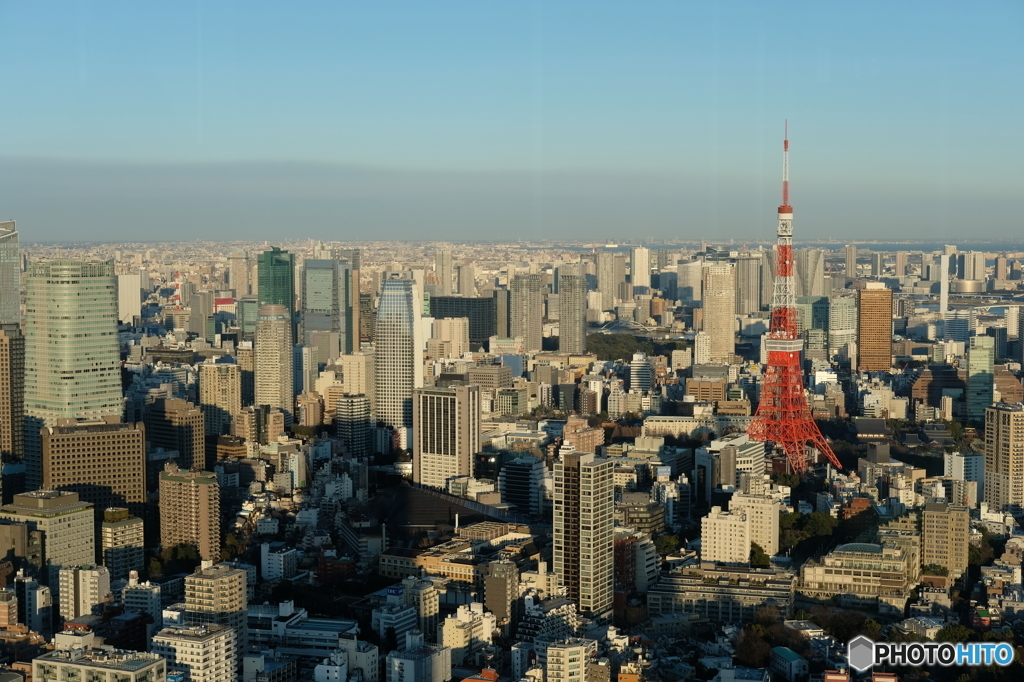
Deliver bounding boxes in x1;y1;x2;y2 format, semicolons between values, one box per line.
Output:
24;260;123;489
256;247;295;313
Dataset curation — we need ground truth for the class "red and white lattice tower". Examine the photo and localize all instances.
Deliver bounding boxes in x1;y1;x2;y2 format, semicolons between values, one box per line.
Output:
747;125;842;474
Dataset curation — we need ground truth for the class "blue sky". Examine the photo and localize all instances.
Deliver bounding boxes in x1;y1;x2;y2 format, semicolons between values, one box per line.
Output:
1;1;1021;242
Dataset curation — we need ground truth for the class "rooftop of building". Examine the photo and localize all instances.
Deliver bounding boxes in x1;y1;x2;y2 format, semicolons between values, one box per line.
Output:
36;647;164;671
154;624;231;641
772;647;806;663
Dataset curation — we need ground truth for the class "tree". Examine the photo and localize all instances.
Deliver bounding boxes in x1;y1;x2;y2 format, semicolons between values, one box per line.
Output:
750;542;771;568
936;624;973;643
735;629;771;668
801;512;838;537
655;534;680;557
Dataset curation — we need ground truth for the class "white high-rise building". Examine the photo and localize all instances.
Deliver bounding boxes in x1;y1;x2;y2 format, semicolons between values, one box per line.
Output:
702;264;735;363
554;453;614;620
254;304;294;426
375;275;418;446
730;494;782;557
153;624;236;682
511;274;544;352
629;353;652;393
700;506;750;565
117;273;142;324
547;639;599;682
944;451;985;504
228;250;250;296
58;565;111;622
630;247;651;295
431;318;470;358
693;332;711;365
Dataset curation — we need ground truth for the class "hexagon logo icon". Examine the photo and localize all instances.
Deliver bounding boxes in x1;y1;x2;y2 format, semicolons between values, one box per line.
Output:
848;635;875;672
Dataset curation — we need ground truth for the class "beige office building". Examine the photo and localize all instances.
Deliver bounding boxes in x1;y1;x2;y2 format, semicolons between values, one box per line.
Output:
921;501;970;579
412;385;481;489
702;264;736;363
983;402;1024;514
857;282;893;371
254;304;294;426
198;361;242;436
159;462;221;561
185;562;248;663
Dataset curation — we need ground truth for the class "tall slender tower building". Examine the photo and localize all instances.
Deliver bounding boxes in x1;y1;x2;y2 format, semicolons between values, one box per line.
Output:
375;275;418;445
845;244;858;280
160;461;221;561
558;264;587;354
24;260;123;490
984;403;1024;514
597;252;625;310
198;361;242;436
300;258;351;362
734;254;762;315
434;248;455;295
856;282;893;372
553;453;613;620
747;129;842;475
511;274;544;352
0;325;24;468
0;221;19;325
256;248;295;313
630;247;651;295
255;305;294;426
412;385;481;488
227;250;250;297
701;264;736;363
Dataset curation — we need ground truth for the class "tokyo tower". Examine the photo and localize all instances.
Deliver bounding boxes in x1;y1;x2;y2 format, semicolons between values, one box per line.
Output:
747;125;843;474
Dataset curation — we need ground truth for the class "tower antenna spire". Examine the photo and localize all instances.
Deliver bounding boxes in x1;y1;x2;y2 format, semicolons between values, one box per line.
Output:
748;123;842;474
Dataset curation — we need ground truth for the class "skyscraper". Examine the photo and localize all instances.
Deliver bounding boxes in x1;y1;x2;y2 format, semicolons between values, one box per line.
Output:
984;403;1024;514
255;305;294;426
146;398;206;471
845;244;858;279
0;325;24;467
558;265;587;354
966;336;995;422
0;221;19;325
198;361;242;436
553;453;613;620
160;462;221;561
734;253;762;315
336;394;371;456
116;273;142;324
856;282;893;371
510;274;544;352
300;257;353;360
336;248;362;349
702;264;735;364
256;247;295;313
630;247;651;295
375;275;418;444
412;385;481;488
434;248;454;295
227;250;250;297
188;291;214;337
428;297;496;346
795;248;825;297
456;264;476;297
597;252;626;310
895;251;909;278
24;260;123;490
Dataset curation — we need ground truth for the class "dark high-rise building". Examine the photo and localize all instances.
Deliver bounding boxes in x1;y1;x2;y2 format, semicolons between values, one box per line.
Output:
146;399;205;471
492;289;512;339
336;394;371;456
188;291;214;336
428;296;497;347
511;274;543;352
0;221;19;325
0;325;25;471
257;247;295;313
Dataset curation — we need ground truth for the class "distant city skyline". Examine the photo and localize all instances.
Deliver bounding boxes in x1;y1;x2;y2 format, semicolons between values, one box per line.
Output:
1;2;1021;241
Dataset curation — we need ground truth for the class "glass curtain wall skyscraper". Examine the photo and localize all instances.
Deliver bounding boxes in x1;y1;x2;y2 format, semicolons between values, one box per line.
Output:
257;247;295;313
300;258;352;362
375;274;418;447
23;260;123;489
0;221;19;325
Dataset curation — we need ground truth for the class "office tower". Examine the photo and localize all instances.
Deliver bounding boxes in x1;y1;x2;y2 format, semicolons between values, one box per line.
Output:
256;247;295;314
984;403;1024;514
13;571;51;636
996;255;1010;281
498;456;544;517
747;132;842;474
301;257;353;360
338;351;375;407
456;264;476;297
336;394;371;456
492;289;512;338
597;252;626;310
845;244;857;279
511;274;544;352
159;462;221;561
0;221;19;325
429;296;497;346
870;252;883;277
734;253;762;314
675;259;703;303
630;246;651;294
938;254;950;316
40;421;146;518
730;494;781;556
558;265;587;354
227;250;250;296
856;283;893;371
629;352;652;393
198;361;242;436
254;305;294;426
0;325;24;467
412;385;481;488
0;491;94;592
23;260;122;490
374;275;418;442
146;399;205;471
434;248;455;295
921;502;969;579
100;508;144;581
117;273;142;324
153;624;236;682
185;562;248;663
700;506;751;564
236;342;255;406
701;264;735;363
188;291;214;336
236;296;259;342
795;248;825;297
895;251;908;277
431;318;470;358
758;249;776;309
57;565;111;621
829;295;858;356
553;452;613;620
966;336;995;422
